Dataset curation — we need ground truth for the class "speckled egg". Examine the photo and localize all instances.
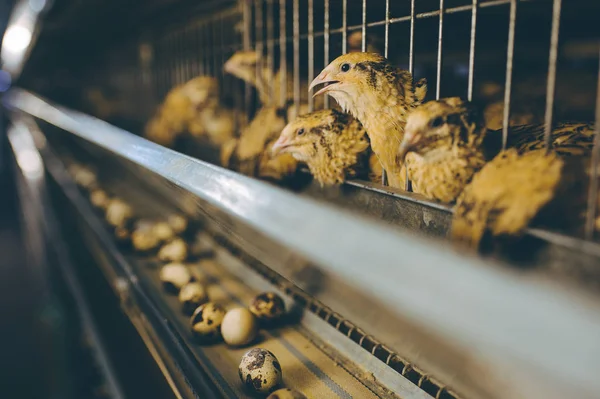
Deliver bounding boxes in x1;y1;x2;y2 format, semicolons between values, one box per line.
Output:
105;199;133;227
90;189;110;209
179;282;209;315
267;388;307;399
221;308;258;347
158;238;188;262
152;222;175;242
238;348;282;394
168;214;188;234
249;292;286;322
159;263;192;294
190;302;226;342
131;228;160;252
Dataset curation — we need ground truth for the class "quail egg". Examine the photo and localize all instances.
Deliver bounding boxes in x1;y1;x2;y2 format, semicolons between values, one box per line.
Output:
105;199;133;227
267;388;307;399
179;282;209;315
221;308;258;347
131;227;160;252
152;221;175;242
158;238;188;262
190;302;226;342
73;166;97;190
168;214;188;234
249;292;286;322
89;189;110;209
159;263;192;294
238;348;282;394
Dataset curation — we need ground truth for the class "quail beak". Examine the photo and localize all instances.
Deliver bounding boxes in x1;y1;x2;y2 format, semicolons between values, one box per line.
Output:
270;136;291;155
309;70;339;98
397;132;422;164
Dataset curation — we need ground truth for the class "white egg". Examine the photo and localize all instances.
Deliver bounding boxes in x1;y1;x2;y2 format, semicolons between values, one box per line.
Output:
179;282;209;315
168;214;188;234
159;263;191;293
131;228;160;252
190;302;226;342
221;308;258;347
238;348;282;394
152;222;175;242
105;199;133;227
267;388;307;399
158;238;188;262
89;189;110;209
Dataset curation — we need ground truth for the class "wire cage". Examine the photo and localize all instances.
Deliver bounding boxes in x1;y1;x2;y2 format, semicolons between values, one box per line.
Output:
35;0;599;239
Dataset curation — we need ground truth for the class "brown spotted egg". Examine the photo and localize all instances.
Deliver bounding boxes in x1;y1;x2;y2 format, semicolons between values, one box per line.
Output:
267;388;307;399
190;302;226;342
249;292;286;322
238;348;282;394
105;199;133;227
131;227;160;252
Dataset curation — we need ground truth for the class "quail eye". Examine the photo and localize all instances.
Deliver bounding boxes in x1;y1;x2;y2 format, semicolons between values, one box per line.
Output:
297;128;305;136
430;117;444;128
341;63;351;72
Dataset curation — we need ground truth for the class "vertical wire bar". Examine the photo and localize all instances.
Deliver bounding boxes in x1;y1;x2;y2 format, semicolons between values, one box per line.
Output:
308;0;315;112
408;0;415;75
467;0;478;101
243;0;252;119
255;0;264;101
323;0;330;109
280;0;287;106
436;0;445;100
342;0;348;54
384;0;390;58
502;0;518;150
405;0;416;191
213;20;220;79
293;0;300;115
198;23;205;76
361;0;367;52
584;49;600;239
267;0;275;101
207;22;214;77
543;0;562;151
381;0;390;186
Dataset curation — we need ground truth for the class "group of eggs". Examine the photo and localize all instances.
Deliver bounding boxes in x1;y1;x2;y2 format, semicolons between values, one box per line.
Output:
71;163;309;397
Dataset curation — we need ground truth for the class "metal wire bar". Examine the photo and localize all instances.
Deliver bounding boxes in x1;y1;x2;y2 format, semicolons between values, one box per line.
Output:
255;0;264;100
405;0;416;192
267;0;275;101
436;0;445;100
543;0;562;151
501;0;518;150
342;0;347;54
280;0;287;106
243;0;252;118
308;0;315;112
323;0;330;109
384;0;390;58
585;48;600;239
361;0;367;52
259;0;533;44
293;0;300;115
381;0;390;187
467;0;478;101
